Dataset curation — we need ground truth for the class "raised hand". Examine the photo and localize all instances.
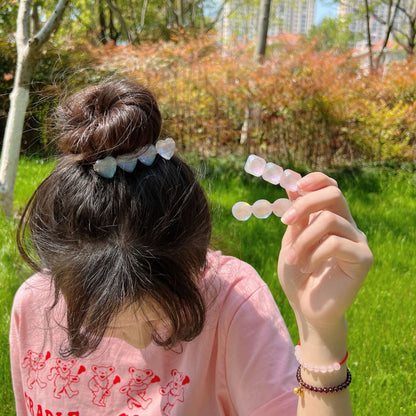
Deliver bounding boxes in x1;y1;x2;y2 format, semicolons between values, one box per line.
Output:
278;172;373;328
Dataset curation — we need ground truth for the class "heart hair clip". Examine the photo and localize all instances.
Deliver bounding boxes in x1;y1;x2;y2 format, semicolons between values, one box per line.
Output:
232;154;302;221
93;138;176;179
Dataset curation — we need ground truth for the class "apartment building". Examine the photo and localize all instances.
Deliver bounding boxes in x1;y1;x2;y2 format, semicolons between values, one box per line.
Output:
338;0;410;46
222;0;316;42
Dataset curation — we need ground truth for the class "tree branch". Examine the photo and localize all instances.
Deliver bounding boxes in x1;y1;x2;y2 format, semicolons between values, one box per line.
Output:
204;0;229;33
396;3;412;19
375;0;402;67
31;0;70;47
104;0;131;42
140;0;149;31
392;31;412;54
16;0;32;47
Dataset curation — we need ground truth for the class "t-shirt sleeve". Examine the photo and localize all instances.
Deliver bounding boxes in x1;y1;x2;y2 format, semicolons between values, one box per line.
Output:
10;282;29;416
223;280;298;415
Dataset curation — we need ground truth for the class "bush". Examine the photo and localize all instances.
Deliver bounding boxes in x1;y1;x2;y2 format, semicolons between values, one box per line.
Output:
93;35;416;168
2;33;415;167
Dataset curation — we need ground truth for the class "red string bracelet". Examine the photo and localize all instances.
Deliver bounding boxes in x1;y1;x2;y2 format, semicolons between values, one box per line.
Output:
295;342;348;373
293;365;352;397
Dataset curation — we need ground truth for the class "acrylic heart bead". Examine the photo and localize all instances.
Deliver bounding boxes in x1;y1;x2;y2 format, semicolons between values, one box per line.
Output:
262;162;283;185
244;154;266;177
156;137;176;160
232;202;252;221
117;154;137;172
138;145;157;166
252;199;272;219
93;156;117;178
280;169;302;192
272;198;292;217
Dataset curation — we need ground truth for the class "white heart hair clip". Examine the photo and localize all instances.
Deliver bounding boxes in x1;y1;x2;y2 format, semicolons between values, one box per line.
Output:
232;154;302;221
93;138;176;178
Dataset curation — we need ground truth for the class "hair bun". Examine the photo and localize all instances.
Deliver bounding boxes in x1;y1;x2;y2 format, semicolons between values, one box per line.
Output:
56;79;162;162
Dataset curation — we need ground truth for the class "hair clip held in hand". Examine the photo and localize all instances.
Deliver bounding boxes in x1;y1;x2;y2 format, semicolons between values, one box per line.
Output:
232;155;301;221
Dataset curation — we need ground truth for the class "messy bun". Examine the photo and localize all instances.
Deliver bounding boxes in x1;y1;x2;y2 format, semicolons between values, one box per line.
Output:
17;79;212;357
56;79;161;161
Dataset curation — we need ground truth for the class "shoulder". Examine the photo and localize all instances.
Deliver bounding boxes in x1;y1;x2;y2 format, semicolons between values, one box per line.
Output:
11;273;54;316
205;249;267;295
203;250;279;325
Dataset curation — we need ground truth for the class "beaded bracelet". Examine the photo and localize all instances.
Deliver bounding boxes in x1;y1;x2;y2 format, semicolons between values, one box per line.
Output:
294;344;349;373
293;365;352;397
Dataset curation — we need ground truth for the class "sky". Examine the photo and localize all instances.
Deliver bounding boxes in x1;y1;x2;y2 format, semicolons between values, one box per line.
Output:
315;0;339;24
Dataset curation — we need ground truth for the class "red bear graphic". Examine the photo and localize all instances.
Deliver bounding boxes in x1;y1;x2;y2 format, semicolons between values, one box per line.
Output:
22;350;50;390
88;365;121;407
48;358;85;399
160;369;190;415
119;368;160;410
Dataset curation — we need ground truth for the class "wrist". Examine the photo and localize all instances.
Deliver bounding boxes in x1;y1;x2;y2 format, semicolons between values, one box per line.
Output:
295;316;348;366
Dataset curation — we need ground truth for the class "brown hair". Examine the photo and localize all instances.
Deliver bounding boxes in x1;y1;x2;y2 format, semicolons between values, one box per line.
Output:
17;79;212;357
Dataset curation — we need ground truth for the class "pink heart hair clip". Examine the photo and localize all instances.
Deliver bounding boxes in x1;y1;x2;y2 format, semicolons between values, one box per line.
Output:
93;138;176;179
232;154;302;221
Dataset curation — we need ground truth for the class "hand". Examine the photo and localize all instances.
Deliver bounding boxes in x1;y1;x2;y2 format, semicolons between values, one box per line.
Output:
277;173;373;329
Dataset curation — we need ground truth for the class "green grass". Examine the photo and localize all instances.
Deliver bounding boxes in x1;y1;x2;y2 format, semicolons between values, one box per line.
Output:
1;156;415;415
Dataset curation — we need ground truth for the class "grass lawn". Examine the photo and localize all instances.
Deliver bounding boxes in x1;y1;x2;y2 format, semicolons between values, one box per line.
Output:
1;155;415;415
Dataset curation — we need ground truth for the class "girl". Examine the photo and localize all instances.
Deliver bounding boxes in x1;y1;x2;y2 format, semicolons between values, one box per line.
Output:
10;79;373;416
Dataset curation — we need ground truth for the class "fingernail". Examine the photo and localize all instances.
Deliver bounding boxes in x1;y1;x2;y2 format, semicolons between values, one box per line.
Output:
286;248;298;265
281;208;296;225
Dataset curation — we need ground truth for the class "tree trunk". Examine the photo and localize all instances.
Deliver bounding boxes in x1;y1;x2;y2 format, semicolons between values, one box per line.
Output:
0;49;36;215
255;0;272;61
364;0;374;71
0;0;70;216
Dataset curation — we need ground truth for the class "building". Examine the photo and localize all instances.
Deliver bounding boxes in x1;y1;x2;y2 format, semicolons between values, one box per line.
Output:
222;0;316;44
338;0;410;47
269;0;315;37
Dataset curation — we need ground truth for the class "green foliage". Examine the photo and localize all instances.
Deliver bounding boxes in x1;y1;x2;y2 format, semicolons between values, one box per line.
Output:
308;16;359;53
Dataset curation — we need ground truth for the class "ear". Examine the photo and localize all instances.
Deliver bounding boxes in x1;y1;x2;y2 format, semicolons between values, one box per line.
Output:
129;367;136;374
109;366;115;372
57;359;62;364
171;369;178;376
146;370;153;376
92;366;97;372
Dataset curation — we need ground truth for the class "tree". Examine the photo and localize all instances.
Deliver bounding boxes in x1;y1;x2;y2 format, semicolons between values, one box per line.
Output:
254;0;272;60
60;0;226;44
0;0;70;216
337;0;416;66
308;16;357;53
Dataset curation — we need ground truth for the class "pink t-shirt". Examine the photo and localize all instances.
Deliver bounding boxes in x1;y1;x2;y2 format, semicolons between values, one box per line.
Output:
10;251;298;416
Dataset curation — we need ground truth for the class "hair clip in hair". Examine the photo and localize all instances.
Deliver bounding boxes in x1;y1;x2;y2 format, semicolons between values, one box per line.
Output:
93;156;117;179
93;138;176;178
156;137;176;160
116;154;138;172
137;145;157;166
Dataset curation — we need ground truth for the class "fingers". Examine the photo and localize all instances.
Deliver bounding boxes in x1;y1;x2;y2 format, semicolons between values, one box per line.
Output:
286;210;363;267
301;236;373;277
282;184;354;228
284;209;373;277
297;172;338;193
285;172;338;201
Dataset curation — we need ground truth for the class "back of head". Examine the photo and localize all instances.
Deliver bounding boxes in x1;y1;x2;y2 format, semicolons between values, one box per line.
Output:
18;79;212;357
